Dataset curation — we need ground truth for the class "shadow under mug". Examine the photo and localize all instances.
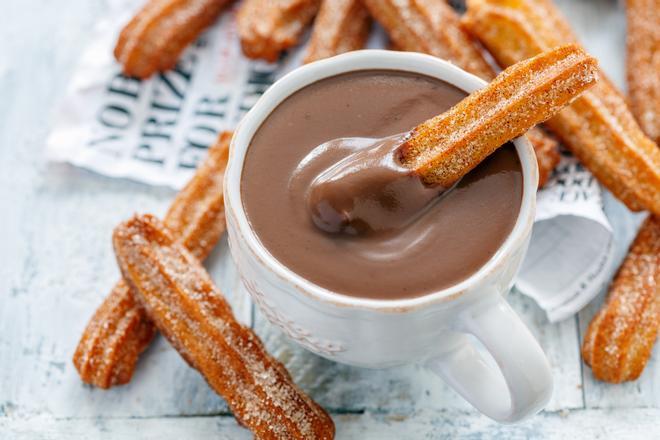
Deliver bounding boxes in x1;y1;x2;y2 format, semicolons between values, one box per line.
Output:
224;50;552;423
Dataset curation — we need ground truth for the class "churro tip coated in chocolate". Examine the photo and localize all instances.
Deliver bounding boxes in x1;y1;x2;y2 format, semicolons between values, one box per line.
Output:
463;0;660;216
398;44;597;187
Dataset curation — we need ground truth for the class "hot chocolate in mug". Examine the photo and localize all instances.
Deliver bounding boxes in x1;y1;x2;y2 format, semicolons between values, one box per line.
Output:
224;50;552;423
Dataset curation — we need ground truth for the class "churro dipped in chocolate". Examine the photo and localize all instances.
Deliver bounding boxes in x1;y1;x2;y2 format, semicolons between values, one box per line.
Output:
73;132;231;389
398;44;595;185
582;216;660;383
626;0;660;145
363;0;559;187
463;0;660;216
114;215;335;439
303;0;371;64
114;0;231;79
307;45;597;235
238;0;320;62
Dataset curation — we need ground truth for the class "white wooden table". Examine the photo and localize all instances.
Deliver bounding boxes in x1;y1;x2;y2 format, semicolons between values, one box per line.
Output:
1;0;658;438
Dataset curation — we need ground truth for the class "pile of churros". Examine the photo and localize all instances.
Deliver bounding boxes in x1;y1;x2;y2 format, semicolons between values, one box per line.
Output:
75;2;659;435
461;0;660;384
74;133;335;438
75;42;598;437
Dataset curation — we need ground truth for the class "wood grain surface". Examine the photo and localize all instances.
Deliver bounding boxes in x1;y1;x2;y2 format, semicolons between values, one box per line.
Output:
0;0;657;437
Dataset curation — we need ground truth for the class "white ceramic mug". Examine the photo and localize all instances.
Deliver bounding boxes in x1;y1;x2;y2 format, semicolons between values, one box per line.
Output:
224;50;552;423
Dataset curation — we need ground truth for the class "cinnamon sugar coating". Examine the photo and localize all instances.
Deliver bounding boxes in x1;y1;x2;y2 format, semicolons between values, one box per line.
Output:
114;0;231;78
526;127;560;187
73;132;231;388
626;0;660;145
363;0;559;187
582;216;660;383
398;44;597;187
363;0;495;80
463;0;660;215
238;0;321;61
114;215;335;439
303;0;371;63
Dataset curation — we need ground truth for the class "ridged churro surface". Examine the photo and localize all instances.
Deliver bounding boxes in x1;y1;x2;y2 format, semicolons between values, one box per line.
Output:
73;133;231;388
114;214;335;439
303;0;371;63
238;0;321;61
398;44;597;187
626;0;660;145
464;0;660;215
363;0;495;80
527;127;560;187
115;0;231;78
582;216;660;383
364;0;559;186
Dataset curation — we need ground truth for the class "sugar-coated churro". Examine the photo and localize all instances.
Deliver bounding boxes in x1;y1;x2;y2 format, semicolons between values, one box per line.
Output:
626;0;660;145
303;0;371;64
114;0;231;78
527;127;560;187
362;0;495;80
73;281;155;389
237;0;321;62
364;0;559;187
73;132;231;389
463;0;660;215
398;44;597;187
114;214;335;439
582;215;660;383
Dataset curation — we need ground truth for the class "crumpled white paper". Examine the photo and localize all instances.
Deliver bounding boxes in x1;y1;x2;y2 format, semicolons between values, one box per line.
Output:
517;154;615;321
46;0;617;322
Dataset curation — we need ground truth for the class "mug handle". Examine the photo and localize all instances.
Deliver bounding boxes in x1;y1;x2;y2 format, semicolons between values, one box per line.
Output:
426;294;553;423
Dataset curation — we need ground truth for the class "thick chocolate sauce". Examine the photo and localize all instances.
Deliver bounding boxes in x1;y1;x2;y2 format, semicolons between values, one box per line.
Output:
241;70;523;300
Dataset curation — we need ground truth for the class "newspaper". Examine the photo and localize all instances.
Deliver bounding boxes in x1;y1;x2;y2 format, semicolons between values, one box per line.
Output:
517;154;615;321
46;0;617;322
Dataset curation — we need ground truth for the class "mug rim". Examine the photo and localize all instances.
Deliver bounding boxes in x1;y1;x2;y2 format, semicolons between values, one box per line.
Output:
226;50;538;312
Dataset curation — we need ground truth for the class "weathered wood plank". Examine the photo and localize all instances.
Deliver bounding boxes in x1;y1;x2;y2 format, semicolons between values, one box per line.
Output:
0;0;247;418
3;409;660;440
0;0;243;419
1;0;657;435
2;226;246;417
336;408;660;439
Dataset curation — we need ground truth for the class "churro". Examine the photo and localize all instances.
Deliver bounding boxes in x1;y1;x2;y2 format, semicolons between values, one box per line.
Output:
114;0;231;79
582;216;660;383
527;127;560;188
364;0;559;187
463;0;660;215
626;0;660;145
114;214;335;439
303;0;371;64
238;0;321;62
398;44;597;187
362;0;495;80
73;132;231;389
